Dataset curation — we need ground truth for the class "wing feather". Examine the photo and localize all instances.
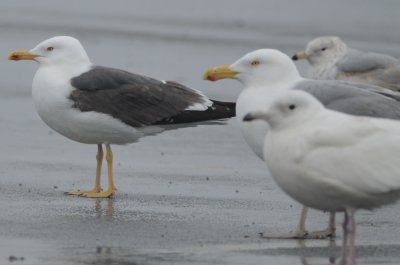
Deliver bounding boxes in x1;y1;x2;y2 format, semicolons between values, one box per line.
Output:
70;66;211;127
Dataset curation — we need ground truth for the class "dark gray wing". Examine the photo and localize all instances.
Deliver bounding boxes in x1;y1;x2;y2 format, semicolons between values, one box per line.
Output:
70;66;230;127
337;48;400;73
295;79;400;119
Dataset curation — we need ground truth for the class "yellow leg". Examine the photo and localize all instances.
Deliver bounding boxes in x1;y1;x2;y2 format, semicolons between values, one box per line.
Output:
81;144;116;198
65;144;103;196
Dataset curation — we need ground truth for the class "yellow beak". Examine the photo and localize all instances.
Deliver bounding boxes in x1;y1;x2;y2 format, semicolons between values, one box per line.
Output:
292;51;308;61
8;50;38;61
203;64;239;81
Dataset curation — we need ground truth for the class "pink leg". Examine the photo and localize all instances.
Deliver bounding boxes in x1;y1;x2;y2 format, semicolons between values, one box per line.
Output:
329;212;336;236
341;208;356;265
307;211;336;239
341;211;349;264
260;206;308;239
346;208;357;265
261;207;335;239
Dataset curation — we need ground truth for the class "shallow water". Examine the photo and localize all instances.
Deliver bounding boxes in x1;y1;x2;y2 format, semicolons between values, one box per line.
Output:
1;1;400;264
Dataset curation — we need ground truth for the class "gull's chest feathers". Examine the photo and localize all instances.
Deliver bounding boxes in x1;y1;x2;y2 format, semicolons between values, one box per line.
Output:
263;127;321;206
310;62;338;80
266;128;311;165
236;87;287;159
32;67;75;123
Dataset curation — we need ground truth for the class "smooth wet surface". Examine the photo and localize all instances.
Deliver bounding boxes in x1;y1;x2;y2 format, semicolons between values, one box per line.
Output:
1;1;400;264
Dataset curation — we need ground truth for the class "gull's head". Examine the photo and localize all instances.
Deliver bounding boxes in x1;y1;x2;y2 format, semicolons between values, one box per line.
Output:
8;36;90;67
203;49;301;88
292;36;347;65
243;90;323;129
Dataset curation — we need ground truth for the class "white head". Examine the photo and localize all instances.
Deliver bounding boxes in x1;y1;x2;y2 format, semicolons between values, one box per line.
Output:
8;36;91;68
204;49;302;88
292;36;348;66
243;90;324;129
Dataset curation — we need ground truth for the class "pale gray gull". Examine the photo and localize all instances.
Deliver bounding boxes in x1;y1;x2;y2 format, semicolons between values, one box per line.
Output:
243;90;400;265
293;36;400;91
204;48;400;239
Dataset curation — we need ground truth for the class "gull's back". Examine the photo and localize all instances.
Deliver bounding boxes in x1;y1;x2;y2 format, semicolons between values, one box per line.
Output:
335;48;400;91
295;79;400;120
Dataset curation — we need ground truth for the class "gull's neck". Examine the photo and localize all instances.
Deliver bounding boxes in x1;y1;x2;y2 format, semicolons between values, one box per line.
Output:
38;59;93;80
335;42;348;59
33;56;93;100
241;70;303;93
37;47;93;78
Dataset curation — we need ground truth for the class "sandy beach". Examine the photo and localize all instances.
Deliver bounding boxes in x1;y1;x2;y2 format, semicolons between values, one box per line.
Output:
1;1;400;264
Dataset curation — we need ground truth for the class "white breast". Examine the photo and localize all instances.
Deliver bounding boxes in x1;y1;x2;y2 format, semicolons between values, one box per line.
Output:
309;62;338;80
236;78;304;159
236;88;279;159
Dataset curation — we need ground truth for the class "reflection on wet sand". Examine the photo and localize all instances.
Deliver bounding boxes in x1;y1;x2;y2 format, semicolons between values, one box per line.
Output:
96;246;112;255
300;256;336;265
94;199;115;219
298;239;337;265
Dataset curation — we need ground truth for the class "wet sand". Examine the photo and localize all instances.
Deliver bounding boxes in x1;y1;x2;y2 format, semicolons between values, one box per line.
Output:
1;1;400;264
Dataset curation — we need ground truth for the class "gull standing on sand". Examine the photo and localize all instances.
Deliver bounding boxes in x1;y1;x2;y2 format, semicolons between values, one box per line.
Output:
243;90;400;265
203;49;400;239
292;36;400;91
8;36;235;198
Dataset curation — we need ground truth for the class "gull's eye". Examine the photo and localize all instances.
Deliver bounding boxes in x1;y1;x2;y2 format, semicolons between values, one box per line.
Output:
289;104;296;110
321;47;327;51
250;60;260;66
47;46;54;52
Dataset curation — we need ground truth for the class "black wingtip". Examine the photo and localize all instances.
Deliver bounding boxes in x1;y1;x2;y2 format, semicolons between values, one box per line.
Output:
292;54;298;61
154;100;236;125
207;100;236;119
243;113;254;122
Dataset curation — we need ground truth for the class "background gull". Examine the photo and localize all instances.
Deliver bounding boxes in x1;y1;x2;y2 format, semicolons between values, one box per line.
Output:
293;36;400;91
8;36;235;198
204;49;400;239
243;90;400;265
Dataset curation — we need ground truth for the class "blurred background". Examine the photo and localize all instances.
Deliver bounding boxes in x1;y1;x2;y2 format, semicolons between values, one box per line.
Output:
3;0;400;100
1;1;400;265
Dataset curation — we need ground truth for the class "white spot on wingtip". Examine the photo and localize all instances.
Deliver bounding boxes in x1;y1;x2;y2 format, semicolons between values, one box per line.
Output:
161;80;167;84
184;88;213;111
185;102;208;111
